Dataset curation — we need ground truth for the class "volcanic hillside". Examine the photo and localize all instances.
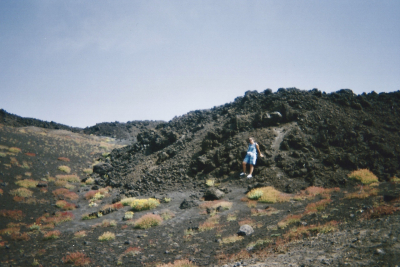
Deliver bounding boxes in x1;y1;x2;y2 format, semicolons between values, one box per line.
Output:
1;88;400;267
94;88;400;197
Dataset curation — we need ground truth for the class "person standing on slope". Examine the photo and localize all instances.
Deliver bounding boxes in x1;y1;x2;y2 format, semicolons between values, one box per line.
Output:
240;137;263;179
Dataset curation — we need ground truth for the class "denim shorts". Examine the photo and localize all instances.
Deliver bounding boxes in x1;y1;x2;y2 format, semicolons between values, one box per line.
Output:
243;152;257;165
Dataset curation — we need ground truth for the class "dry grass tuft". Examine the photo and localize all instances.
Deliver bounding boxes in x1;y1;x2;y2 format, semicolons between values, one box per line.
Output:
83;168;93;174
101;219;117;227
220;234;244;245
156;259;197;267
55;200;76;210
74;231;87;238
362;205;399;219
24;152;36;157
284;221;339;241
130;198;160;211
0;227;20;235
304;199;332;214
52;188;79;200
11;232;30;241
10;188;33;198
57;157;70;162
56;174;80;183
58;165;71;173
0;210;25;220
98;231;115;241
15;179;38;188
43;230;61;240
199;215;219;231
62;251;91;266
160;210;175;220
36;212;74;226
344;185;378;199
121;197;137;206
251;207;281;216
348;169;379;185
8;147;22;154
277;214;303;228
247;186;291;203
117;247;142;264
134;213;163;229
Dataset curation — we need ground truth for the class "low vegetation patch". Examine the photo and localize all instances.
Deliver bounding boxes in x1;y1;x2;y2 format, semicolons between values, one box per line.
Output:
58;165;71;173
15;179;38;188
43;230;61;240
304;199;332;214
283;220;339;241
8;147;22;154
52;188;79;200
199;215;220;231
98;231;115;241
130;198;160;211
344;185;378;199
101;219;117;227
121;197;137;206
134;213;163;229
220;234;244;245
0;209;25;220
36;212;74;226
348;169;379;185
117;247;142;265
10;188;33;198
11;232;30;241
123;211;134;220
74;231;87;238
362;205;400;219
247;186;291;203
62;251;91;266
156;259;197;267
277;214;303;229
55;200;76;210
160;209;175;220
57;157;70;162
251;207;280;216
56;174;80;183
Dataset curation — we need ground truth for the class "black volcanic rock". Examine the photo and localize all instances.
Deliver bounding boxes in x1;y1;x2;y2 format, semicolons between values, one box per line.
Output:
99;88;400;195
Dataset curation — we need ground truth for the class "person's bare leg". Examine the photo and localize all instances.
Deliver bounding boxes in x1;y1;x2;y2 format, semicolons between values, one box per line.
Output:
242;162;247;173
249;165;254;175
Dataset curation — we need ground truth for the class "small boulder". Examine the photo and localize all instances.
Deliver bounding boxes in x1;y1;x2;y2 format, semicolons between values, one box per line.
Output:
204;188;225;200
237;224;254;236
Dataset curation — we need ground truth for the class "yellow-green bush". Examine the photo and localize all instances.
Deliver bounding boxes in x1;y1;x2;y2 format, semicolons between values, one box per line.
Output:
247;186;290;203
348;169;379;185
134;214;163;229
130;198;160;211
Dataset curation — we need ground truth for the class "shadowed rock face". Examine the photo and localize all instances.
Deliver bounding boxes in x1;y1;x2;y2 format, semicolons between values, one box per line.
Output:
84;88;400;197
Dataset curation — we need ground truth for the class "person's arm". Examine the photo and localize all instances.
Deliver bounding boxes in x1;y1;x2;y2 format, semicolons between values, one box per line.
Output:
256;144;263;157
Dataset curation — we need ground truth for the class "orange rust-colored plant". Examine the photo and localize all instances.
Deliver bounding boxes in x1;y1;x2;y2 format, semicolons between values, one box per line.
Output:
304;199;332;214
362;205;400;219
0;210;25;220
55;200;76;210
43;230;61;240
52;188;79;200
62;251;91;266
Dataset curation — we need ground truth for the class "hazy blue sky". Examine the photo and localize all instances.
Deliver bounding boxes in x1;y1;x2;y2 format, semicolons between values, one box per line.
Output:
1;0;399;128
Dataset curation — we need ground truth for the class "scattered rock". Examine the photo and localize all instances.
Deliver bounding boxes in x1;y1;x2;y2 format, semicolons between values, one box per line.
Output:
204;188;225;200
179;199;198;209
237;225;254;236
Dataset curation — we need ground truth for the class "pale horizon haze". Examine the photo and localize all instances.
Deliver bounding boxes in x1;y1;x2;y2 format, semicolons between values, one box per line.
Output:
1;1;399;127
